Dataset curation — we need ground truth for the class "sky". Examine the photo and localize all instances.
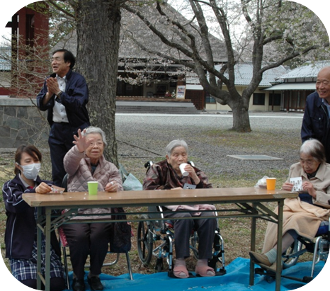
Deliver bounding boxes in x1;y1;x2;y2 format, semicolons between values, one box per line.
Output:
0;17;11;46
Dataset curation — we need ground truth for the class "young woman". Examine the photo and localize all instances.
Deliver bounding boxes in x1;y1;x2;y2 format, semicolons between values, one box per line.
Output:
2;145;65;290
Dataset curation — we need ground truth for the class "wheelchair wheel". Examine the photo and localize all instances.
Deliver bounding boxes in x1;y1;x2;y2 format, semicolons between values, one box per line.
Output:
282;239;302;269
137;220;153;265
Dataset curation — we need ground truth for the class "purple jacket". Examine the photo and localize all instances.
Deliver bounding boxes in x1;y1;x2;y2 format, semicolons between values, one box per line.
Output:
2;175;60;259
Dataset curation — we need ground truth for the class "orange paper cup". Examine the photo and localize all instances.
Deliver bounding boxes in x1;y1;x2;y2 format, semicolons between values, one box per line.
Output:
266;178;276;191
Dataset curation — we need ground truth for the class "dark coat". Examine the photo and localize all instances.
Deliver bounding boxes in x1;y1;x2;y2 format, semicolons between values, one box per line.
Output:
2;175;61;259
301;91;330;163
143;159;212;190
36;69;90;128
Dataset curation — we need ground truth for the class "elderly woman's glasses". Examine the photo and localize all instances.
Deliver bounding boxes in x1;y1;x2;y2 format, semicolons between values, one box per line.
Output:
300;158;317;166
89;142;104;147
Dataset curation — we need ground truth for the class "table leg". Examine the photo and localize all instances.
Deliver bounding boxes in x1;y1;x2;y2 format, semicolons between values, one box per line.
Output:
45;208;52;291
249;203;257;286
36;207;42;290
275;200;284;291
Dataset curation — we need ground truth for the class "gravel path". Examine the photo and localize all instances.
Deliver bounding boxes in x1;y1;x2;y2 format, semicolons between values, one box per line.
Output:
0;111;304;186
115;112;304;187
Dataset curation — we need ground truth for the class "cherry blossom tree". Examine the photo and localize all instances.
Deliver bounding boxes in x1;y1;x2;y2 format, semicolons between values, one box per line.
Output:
123;0;330;132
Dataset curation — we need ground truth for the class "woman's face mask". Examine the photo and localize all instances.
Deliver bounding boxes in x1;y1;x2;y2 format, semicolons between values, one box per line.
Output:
18;163;41;181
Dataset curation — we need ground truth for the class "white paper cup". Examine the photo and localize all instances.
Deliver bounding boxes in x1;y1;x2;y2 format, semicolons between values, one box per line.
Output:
179;163;189;176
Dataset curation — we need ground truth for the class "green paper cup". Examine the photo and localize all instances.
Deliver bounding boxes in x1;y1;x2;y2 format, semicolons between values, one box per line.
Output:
88;181;98;195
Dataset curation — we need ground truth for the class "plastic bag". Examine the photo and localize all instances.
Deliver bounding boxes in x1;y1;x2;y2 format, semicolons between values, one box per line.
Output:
119;163;143;191
254;176;269;188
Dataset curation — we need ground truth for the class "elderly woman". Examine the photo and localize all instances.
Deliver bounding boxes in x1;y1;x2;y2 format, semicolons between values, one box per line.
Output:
2;145;65;290
143;139;217;278
250;139;330;269
61;126;124;291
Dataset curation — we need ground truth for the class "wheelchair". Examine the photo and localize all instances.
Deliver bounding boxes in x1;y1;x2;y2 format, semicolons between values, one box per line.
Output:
256;217;329;284
137;161;226;277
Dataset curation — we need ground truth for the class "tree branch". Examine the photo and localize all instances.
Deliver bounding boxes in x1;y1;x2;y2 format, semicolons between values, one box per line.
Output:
48;0;75;18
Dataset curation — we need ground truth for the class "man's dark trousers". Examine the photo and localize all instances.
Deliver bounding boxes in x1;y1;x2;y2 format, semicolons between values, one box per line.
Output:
48;122;88;186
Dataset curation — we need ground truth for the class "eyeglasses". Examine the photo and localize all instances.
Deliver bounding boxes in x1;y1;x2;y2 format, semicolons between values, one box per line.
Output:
88;142;104;147
300;158;317;166
316;80;330;86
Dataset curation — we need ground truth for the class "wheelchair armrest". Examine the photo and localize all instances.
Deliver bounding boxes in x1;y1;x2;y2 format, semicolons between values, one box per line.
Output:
144;161;153;169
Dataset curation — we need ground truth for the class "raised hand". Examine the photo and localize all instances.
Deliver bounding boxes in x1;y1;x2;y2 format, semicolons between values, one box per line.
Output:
73;129;90;153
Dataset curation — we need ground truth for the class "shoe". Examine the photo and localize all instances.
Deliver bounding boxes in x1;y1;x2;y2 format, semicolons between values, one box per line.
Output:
195;265;215;277
173;265;189;279
72;278;85;291
249;251;271;266
88;276;104;290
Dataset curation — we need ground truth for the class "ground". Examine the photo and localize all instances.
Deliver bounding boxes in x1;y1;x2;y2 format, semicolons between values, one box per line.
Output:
1;112;313;278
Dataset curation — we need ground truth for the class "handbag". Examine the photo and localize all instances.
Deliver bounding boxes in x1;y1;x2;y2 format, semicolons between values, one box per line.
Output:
119;163;143;191
109;207;132;253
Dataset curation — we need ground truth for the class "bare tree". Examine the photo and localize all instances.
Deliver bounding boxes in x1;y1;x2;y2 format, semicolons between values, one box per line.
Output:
123;0;329;132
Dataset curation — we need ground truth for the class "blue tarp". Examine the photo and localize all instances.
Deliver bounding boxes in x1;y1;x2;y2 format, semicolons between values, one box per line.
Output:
64;257;325;291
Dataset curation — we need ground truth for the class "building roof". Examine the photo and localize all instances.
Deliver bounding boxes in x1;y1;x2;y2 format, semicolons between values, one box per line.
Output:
54;3;228;65
277;61;330;81
119;3;228;63
264;83;315;91
263;60;330;91
215;63;287;87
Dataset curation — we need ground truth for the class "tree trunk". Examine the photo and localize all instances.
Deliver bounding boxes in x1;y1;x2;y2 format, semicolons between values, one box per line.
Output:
231;103;251;132
74;0;121;166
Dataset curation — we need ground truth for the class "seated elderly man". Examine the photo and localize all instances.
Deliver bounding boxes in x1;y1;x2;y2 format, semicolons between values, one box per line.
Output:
143;139;217;278
250;139;330;270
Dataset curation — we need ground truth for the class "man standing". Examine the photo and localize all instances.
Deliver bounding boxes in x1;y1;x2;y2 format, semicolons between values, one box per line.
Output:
37;49;90;186
301;66;330;163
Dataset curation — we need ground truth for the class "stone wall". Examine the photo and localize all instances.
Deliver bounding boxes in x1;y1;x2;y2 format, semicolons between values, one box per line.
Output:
0;98;49;149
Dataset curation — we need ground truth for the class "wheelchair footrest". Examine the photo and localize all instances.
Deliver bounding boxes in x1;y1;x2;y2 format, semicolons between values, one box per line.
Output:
215;268;226;276
168;270;195;279
255;267;314;284
254;265;277;277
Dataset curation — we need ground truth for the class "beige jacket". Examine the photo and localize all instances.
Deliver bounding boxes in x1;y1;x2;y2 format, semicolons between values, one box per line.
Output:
63;145;123;219
288;162;330;205
262;162;330;253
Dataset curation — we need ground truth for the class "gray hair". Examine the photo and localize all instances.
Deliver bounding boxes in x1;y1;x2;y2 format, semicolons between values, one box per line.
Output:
165;139;188;156
82;126;107;145
300;139;325;163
